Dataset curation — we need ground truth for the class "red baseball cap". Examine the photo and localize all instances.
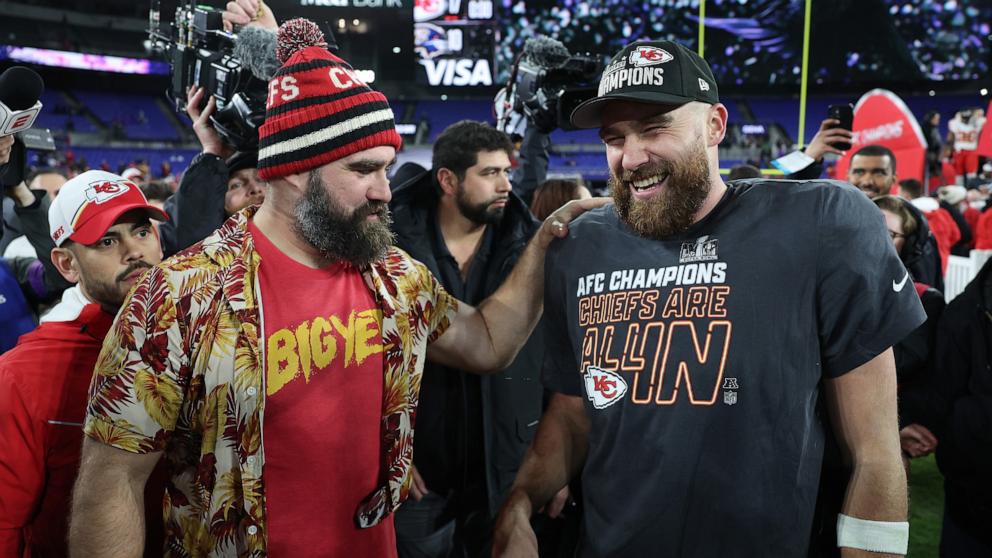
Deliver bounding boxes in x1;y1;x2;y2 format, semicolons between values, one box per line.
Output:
48;170;168;247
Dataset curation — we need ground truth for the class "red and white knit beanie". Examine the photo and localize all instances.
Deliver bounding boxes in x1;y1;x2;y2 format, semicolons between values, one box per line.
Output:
257;18;402;180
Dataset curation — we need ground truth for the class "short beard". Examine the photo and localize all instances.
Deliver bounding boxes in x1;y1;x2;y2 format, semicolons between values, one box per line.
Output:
455;183;506;226
71;249;152;312
609;137;712;239
293;171;395;268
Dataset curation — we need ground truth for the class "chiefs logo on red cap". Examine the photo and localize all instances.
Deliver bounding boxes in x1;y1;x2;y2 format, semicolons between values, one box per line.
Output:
84;180;131;205
629;46;674;67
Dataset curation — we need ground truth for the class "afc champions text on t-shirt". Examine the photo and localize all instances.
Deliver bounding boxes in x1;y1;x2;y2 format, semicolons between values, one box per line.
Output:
249;220;396;557
543;181;925;557
575;243;731;410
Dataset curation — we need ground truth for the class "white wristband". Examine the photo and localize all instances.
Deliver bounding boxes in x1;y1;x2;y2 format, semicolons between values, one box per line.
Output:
836;513;909;555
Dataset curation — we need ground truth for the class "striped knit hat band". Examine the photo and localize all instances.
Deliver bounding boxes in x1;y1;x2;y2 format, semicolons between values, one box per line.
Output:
258;19;402;180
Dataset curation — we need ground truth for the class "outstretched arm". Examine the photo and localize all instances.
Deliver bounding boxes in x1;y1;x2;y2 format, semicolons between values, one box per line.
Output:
427;197;608;373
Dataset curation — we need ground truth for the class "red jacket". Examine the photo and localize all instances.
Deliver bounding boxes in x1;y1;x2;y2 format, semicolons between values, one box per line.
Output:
978;210;992;250
924;208;961;274
963;206;981;249
0;299;164;557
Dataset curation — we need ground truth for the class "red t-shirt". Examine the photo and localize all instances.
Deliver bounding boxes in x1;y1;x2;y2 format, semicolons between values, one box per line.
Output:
250;221;395;557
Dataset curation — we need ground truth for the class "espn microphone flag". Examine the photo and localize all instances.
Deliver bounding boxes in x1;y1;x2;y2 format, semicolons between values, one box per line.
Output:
0;66;44;136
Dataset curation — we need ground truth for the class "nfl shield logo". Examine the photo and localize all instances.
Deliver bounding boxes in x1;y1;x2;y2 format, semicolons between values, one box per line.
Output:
723;390;737;405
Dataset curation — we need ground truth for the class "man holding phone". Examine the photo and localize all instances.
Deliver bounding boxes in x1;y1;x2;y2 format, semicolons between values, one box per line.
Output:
778;105;855;180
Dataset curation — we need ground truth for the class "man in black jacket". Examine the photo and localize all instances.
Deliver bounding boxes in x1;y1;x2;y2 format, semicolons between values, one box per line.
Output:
390;120;547;558
930;258;992;556
159;86;266;257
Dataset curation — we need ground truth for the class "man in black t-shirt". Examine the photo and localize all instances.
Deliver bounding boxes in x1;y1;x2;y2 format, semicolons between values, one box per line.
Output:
493;40;925;558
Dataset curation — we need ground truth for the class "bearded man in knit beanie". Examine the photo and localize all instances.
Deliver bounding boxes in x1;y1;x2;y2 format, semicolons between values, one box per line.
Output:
68;18;604;557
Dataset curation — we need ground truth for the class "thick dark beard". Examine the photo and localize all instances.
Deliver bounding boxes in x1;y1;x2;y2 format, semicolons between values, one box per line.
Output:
455;184;506;226
609;138;712;240
293;171;395;268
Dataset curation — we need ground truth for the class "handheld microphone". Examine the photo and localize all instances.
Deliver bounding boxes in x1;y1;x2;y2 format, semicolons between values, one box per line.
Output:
0;66;44;137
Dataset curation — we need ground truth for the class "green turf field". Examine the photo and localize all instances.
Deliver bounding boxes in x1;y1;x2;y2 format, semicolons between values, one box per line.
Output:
908;454;944;557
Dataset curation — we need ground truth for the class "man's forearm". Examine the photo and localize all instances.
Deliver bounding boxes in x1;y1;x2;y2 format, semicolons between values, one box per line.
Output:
839;459;908;558
827;349;909;558
70;479;146;557
70;460;147;557
475;233;547;369
11;187;72;298
505;394;588;513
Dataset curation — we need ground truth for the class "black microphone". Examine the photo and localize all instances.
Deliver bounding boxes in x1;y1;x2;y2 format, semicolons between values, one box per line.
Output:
234;26;280;81
0;66;44;137
521;36;570;70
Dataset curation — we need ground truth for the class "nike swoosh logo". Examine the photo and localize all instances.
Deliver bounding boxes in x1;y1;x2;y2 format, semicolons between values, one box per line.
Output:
892;271;910;292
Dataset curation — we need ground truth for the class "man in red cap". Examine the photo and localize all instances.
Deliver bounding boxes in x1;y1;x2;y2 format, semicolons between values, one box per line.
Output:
69;17;601;558
0;170;166;557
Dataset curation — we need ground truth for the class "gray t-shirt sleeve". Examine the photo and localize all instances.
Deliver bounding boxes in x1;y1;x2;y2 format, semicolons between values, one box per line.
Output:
814;184;927;377
541;242;584;396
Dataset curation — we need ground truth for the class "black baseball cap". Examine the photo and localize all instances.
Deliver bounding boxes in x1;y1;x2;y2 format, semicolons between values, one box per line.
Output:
570;40;720;129
225;151;259;174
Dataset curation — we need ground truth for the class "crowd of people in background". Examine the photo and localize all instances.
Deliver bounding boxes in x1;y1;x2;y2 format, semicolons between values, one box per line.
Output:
1;2;992;557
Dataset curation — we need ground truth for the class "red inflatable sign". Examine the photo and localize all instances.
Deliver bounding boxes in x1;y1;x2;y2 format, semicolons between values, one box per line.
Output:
835;89;927;183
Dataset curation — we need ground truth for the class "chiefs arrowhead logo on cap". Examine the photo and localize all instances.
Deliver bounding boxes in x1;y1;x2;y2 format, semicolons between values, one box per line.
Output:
629;45;674;67
84;179;131;204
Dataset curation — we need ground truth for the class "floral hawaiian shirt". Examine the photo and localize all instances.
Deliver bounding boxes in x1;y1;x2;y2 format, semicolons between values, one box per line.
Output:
84;206;457;557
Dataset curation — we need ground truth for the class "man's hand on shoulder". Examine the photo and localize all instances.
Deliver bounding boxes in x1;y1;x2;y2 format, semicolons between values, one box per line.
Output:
537;196;611;248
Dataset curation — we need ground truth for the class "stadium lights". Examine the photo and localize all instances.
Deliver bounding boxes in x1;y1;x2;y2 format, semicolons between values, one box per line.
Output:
981;88;989;96
392;47;402;54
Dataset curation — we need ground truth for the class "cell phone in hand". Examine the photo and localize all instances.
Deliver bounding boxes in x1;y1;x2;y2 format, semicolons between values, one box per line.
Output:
826;104;854;151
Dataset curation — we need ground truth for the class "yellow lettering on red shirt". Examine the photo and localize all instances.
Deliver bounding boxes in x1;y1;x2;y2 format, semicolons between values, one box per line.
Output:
294;320;313;382
355;309;384;365
267;328;299;396
310;316;336;369
266;309;384;396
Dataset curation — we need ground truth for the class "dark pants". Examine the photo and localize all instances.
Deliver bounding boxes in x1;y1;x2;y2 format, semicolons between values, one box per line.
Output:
394;491;491;558
941;508;992;557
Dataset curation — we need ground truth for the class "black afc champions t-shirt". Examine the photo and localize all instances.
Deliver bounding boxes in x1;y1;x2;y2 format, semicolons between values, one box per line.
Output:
542;179;926;557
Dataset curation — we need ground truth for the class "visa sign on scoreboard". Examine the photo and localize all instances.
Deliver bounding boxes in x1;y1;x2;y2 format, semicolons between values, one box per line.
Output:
414;0;495;87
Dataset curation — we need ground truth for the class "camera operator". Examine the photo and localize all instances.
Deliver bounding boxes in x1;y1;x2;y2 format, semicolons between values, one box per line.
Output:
159;84;266;257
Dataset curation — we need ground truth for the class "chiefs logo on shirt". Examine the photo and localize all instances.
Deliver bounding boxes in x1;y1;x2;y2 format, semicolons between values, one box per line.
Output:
584;366;628;409
628;46;673;67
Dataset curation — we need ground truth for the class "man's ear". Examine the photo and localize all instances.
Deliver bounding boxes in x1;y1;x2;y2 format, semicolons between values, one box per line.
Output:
281;170;310;192
706;103;729;147
50;246;81;285
436;168;459;196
